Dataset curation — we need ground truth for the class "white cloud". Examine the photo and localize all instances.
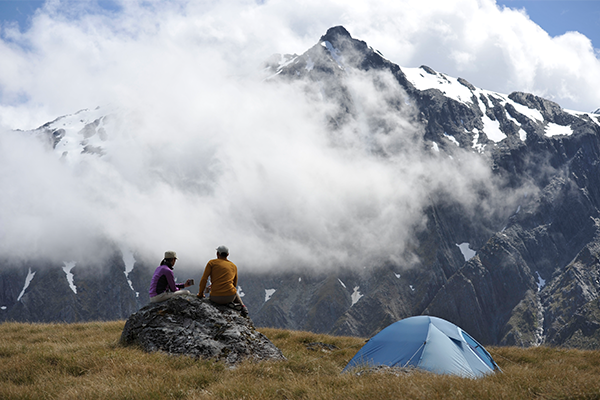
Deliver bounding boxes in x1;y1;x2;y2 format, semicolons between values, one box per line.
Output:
0;0;589;271
0;66;519;272
1;0;598;119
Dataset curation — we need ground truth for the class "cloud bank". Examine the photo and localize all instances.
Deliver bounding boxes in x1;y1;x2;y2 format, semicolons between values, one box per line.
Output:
0;0;592;270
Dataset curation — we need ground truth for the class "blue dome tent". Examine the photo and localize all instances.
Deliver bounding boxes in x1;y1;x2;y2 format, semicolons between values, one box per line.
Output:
343;316;501;378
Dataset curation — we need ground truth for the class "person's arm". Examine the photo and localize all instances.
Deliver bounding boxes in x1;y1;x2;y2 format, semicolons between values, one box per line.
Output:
177;279;194;289
164;268;179;292
197;263;212;297
233;266;238;289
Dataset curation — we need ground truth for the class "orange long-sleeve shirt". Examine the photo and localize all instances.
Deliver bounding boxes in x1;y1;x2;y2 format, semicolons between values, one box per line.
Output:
198;258;238;297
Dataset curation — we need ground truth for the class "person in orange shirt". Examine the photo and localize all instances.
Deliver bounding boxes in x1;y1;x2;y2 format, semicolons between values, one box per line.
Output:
197;245;248;316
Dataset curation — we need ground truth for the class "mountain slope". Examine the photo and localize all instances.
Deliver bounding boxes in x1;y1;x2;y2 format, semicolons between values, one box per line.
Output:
253;26;600;346
2;26;600;348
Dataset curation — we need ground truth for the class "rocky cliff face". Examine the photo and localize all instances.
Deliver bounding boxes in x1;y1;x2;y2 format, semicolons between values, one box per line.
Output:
248;26;600;347
0;251;152;323
2;26;600;349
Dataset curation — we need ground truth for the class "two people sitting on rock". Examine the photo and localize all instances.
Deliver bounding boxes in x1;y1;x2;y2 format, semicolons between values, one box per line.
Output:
148;251;194;303
197;245;248;317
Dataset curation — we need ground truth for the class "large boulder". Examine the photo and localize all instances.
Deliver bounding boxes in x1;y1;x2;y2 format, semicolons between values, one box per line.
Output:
120;296;286;364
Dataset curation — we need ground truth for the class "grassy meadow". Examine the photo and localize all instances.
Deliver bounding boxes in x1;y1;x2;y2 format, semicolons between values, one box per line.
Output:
1;321;600;399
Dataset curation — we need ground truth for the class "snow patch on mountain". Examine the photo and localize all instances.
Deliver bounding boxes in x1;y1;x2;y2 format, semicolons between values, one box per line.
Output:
403;67;473;103
536;271;546;292
17;268;36;301
481;115;506;143
472;131;486;153
444;133;460;146
265;288;276;302
545;123;573;137
121;247;137;296
35;106;119;165
519;129;528;141
567;109;600;126
321;41;344;69
402;66;559;146
351;286;363;306
457;243;476;262
512;102;544;122
62;261;77;294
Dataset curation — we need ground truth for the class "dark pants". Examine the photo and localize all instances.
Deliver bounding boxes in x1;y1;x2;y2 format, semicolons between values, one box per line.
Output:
209;293;244;306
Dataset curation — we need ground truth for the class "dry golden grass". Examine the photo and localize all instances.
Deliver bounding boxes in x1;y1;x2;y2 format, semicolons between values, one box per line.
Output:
1;321;600;399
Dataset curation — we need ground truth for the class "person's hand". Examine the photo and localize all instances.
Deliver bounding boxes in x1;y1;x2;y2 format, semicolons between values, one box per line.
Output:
184;279;194;287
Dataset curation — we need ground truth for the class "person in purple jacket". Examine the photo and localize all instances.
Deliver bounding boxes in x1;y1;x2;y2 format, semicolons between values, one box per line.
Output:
148;251;194;303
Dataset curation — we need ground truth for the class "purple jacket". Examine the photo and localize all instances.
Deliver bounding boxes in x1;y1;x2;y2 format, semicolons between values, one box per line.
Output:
148;264;185;297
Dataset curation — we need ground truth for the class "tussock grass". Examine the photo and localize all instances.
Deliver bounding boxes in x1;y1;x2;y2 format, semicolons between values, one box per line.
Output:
1;321;600;399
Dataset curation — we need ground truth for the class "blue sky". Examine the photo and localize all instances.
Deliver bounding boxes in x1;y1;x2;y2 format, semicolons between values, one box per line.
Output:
0;1;121;28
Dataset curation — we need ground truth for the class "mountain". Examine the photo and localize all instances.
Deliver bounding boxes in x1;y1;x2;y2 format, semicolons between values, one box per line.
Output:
2;26;600;348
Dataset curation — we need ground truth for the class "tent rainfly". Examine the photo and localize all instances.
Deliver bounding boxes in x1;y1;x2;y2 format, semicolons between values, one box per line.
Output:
343;315;501;378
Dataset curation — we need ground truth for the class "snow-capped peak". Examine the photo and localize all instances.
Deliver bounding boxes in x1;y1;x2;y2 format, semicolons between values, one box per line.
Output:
32;105;119;165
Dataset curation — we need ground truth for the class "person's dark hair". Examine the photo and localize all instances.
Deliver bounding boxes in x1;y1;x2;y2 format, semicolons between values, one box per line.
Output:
216;245;229;257
161;258;176;267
